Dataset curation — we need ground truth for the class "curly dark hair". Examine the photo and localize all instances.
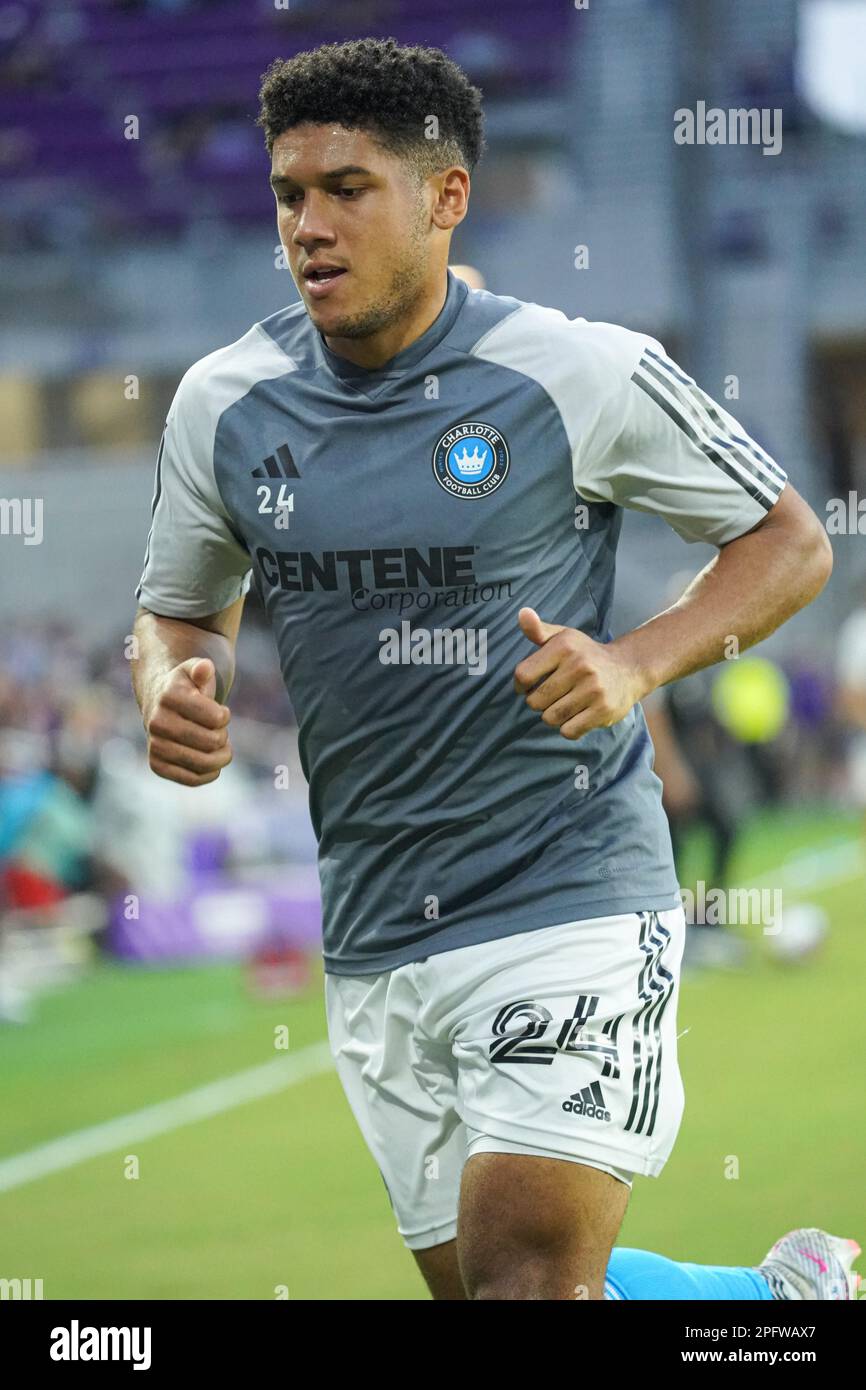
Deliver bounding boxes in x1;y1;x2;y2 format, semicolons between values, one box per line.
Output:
256;37;486;182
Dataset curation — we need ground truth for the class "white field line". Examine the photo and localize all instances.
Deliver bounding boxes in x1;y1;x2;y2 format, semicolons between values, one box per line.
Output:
0;1040;335;1195
1;838;863;1196
751;837;864;893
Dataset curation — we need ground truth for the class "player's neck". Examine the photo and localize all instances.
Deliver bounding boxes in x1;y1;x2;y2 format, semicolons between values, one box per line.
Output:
322;272;449;371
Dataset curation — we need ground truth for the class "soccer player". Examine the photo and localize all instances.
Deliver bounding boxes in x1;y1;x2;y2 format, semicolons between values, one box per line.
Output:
131;39;857;1300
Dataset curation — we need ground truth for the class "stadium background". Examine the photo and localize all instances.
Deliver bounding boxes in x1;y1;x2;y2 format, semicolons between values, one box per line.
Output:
1;0;865;1299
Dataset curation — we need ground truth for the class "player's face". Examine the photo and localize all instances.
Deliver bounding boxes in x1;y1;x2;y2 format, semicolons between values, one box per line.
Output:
270;125;433;341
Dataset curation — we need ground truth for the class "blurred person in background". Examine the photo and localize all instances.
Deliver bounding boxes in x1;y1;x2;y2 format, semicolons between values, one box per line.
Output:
449;263;486;290
643;679;745;971
0;709;115;1023
643;570;747;972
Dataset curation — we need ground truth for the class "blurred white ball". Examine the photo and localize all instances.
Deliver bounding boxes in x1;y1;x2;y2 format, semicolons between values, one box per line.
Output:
766;903;829;962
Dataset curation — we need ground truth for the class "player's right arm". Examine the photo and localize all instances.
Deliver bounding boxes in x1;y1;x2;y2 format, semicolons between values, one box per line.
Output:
132;598;243;787
132;363;254;786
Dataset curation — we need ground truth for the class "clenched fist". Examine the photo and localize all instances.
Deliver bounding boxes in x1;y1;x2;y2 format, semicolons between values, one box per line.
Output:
514;607;645;741
144;657;233;786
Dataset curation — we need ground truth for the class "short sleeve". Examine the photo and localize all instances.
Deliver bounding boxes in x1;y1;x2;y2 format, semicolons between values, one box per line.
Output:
135;377;252;619
574;336;788;546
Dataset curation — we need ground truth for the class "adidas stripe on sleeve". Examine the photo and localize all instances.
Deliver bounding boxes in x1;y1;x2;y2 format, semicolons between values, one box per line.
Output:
574;335;787;546
135;375;253;619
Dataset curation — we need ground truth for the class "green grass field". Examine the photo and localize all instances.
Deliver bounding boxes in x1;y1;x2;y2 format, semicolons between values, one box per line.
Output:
2;806;864;1300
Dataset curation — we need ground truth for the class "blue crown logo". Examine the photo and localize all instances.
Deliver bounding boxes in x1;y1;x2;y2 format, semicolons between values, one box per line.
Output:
449;440;492;480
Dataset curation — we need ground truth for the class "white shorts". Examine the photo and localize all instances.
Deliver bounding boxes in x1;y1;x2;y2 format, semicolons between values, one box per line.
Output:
324;905;686;1250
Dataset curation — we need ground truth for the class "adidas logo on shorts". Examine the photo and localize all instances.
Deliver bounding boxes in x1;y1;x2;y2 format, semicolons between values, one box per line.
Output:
562;1081;611;1122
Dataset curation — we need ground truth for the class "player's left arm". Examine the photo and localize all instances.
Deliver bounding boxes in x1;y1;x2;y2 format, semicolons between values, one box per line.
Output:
515;337;833;740
612;478;829;687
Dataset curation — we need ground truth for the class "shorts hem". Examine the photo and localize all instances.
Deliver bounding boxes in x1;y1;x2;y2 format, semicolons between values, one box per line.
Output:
400;1218;458;1252
458;1107;670;1178
465;1132;633;1186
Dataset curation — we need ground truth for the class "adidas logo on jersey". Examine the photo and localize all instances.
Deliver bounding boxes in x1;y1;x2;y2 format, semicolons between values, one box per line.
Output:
252;443;300;479
562;1081;611;1122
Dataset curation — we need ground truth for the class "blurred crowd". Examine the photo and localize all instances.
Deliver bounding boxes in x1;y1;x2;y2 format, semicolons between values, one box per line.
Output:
0;608;317;1019
0;0;514;252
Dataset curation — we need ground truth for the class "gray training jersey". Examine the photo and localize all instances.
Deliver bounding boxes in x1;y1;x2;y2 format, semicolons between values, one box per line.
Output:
136;270;787;974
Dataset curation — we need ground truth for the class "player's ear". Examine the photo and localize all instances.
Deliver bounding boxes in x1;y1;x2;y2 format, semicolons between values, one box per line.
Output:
432;167;469;230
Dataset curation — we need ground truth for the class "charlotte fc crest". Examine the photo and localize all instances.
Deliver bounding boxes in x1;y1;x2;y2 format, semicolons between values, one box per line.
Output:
432;421;510;499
